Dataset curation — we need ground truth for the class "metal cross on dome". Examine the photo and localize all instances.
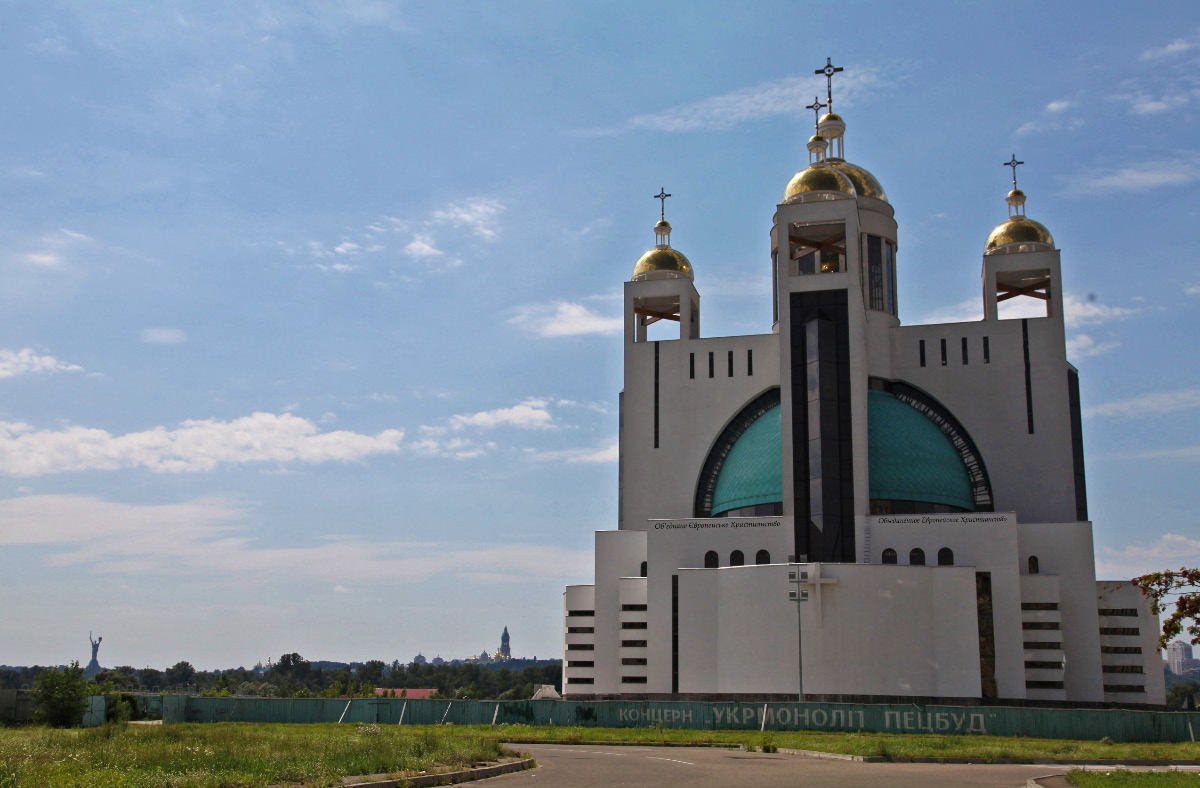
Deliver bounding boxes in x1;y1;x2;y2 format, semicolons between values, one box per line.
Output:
814;57;844;112
653;188;671;221
1004;154;1024;189
806;96;826;129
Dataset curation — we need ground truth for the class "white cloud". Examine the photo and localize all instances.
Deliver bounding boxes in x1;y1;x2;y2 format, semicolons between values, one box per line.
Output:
590;68;891;135
509;301;623;337
334;241;360;255
448;398;554;431
1066;334;1120;359
0;349;84;378
1066;155;1200;194
141;327;188;345
1085;388;1200;419
316;262;357;272
1096;533;1200;580
0;412;404;476
404;234;445;259
1129;446;1200;460
333;584;350;593
916;293;1140;328
1063;294;1140;327
22;228;93;267
368;392;398;403
1186;284;1200;296
0;493;592;583
528;439;619;464
1140;38;1196;60
1046;100;1072;113
25;253;61;266
432;197;504;240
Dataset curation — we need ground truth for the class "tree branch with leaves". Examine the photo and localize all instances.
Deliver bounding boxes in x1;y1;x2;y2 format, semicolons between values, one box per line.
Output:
1133;567;1200;648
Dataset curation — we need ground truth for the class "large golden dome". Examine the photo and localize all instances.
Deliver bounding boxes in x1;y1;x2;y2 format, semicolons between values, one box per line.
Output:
783;165;856;203
985;217;1054;253
828;161;887;202
632;247;694;281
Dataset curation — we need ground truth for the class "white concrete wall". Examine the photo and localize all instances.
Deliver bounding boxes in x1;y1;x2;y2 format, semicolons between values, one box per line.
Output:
591;530;647;695
562;585;595;696
1097;580;1167;705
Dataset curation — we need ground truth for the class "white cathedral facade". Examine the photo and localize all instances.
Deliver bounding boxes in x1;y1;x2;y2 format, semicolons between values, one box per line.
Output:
562;87;1166;706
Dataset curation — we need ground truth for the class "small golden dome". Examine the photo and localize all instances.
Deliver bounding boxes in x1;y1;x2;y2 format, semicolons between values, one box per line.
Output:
828;161;887;202
985;217;1054;253
808;134;827;145
632;247;694;281
783;165;856;202
654;219;671;232
818;112;844;124
1007;189;1025;200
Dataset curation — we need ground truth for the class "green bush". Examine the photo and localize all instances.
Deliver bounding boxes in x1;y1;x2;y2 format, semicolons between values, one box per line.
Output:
31;662;89;728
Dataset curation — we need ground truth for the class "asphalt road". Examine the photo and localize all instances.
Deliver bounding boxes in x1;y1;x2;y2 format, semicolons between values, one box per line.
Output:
489;744;1061;788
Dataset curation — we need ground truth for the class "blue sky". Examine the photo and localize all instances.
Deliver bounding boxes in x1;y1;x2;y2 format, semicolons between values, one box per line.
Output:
2;1;1199;670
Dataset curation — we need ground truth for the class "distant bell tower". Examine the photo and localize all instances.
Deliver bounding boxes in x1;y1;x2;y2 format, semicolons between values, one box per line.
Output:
500;626;511;659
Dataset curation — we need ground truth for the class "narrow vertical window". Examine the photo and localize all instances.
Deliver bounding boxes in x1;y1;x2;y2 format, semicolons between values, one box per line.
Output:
653;342;660;449
867;235;884;311
910;548;926;566
919;340;926;367
727;350;734;377
1028;556;1040;575
886;241;897;316
983;336;990;364
708;352;714;379
689;352;695;379
755;549;771;565
747;349;754;376
938;547;954;566
962;337;969;365
704;551;718;569
640;561;647;578
940;338;947;366
729;550;744;567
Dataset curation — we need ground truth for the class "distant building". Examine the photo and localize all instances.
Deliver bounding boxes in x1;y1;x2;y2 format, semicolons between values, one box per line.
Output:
430;655;445;666
499;626;511;659
1167;641;1198;675
411;653;427;666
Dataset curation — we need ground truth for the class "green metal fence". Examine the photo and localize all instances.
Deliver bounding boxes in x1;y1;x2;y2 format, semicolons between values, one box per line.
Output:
165;696;1200;743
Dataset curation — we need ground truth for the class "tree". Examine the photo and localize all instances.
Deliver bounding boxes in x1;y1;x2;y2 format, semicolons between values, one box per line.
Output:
1133;567;1200;646
164;661;196;688
1167;681;1200;710
31;662;89;727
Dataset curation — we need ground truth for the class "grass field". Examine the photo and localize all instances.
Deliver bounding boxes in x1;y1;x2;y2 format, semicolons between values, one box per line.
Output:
1067;772;1200;786
0;723;510;788
463;723;1200;763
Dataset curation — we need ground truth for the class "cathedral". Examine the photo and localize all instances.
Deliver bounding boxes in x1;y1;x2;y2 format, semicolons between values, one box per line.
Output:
562;63;1165;706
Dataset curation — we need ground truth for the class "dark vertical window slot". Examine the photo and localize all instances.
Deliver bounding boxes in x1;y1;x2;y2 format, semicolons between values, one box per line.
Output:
919;340;926;367
1022;319;1034;434
708;352;714;379
886;241;897;316
940;338;947;366
689;352;695;379
747;349;754;376
961;337;969;365
867;236;884;311
653;342;660;448
727;350;734;377
671;575;679;694
983;336;990;364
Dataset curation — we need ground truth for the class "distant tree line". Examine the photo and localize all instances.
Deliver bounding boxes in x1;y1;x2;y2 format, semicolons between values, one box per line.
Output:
1;654;560;701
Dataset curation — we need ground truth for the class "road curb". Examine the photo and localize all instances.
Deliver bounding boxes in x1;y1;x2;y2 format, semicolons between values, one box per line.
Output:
341;757;535;787
774;747;886;762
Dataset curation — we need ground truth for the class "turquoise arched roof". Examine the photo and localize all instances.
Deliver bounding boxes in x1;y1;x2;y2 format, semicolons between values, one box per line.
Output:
868;390;973;510
711;405;782;515
705;390;974;516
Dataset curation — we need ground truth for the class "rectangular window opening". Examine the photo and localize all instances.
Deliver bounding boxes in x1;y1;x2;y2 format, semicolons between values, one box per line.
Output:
940;338;948;366
983;336;990;363
621;640;647;648
867;235;884;311
689;352;695;380
708;352;714;379
620;604;648;611
727;349;734;377
747;348;754;376
961;336;969;365
919;339;926;367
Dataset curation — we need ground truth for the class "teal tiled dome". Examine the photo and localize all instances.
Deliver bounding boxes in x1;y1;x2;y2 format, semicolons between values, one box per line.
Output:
710;405;782;515
706;391;974;516
868;390;973;510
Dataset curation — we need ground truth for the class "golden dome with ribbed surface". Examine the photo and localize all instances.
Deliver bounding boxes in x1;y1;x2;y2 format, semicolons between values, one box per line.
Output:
828;161;887;202
783;165;856;203
985;217;1054;253
632;247;694;281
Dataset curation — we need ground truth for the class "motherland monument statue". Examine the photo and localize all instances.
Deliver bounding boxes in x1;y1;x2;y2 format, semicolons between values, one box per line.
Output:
84;631;102;678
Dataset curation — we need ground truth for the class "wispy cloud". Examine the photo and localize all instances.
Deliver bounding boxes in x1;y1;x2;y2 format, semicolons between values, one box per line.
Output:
140;327;188;345
915;293;1140;328
0;413;404;476
1096;533;1200;580
0;349;84;378
586;67;893;135
1186;284;1200;296
0;493;592;583
21;228;93;267
1066;334;1120;359
528;439;618;464
404;234;446;260
1128;446;1200;460
448;398;555;431
1140;36;1197;60
1064;154;1200;195
1085;388;1200;419
432;197;504;240
509;301;623;337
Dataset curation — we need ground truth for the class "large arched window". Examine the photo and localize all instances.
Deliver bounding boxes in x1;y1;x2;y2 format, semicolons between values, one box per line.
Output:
909;548;926;566
755;549;771;565
704;551;718;569
640;561;647;578
881;548;897;565
1028;555;1040;575
937;547;954;566
730;550;744;567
